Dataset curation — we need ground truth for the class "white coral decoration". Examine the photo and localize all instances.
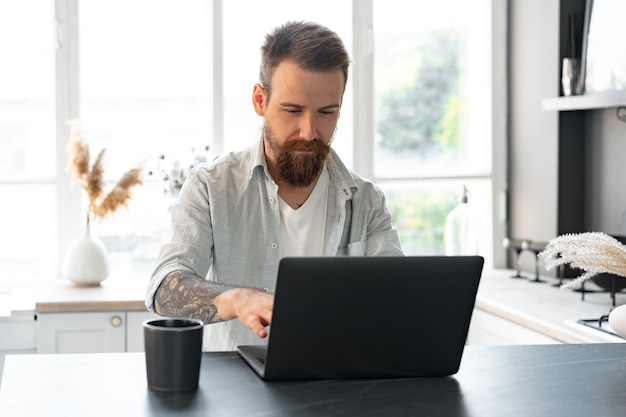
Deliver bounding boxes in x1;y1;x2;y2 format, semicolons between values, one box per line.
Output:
150;145;210;200
538;232;626;289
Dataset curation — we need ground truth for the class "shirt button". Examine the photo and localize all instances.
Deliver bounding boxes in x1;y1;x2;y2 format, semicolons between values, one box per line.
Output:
263;287;269;292
271;243;277;249
269;197;275;203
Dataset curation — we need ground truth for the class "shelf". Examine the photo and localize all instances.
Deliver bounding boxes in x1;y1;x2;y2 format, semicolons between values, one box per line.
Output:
542;91;626;111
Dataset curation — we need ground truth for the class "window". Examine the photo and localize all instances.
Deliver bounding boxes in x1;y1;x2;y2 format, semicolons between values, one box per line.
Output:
371;0;496;262
0;1;55;287
77;0;214;278
0;0;505;287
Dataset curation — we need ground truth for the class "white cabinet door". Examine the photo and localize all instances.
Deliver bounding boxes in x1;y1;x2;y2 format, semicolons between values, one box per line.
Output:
0;312;37;385
126;311;161;352
0;311;36;351
37;312;126;354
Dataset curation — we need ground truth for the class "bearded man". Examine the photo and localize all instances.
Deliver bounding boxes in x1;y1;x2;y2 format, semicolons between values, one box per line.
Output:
146;21;403;351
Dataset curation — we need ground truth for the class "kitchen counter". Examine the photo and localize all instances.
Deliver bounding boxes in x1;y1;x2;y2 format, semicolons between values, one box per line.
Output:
2;344;626;416
475;269;626;343
5;268;626;343
3;275;150;314
33;275;149;313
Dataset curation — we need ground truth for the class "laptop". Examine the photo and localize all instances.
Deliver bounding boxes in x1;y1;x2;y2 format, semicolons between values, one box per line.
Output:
237;255;484;381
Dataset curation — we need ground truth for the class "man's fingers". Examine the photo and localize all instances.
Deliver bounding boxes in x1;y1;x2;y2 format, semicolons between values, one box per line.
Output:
246;315;269;338
234;289;274;338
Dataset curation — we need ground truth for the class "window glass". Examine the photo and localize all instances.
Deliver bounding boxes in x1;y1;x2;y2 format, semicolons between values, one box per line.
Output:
380;179;491;256
0;1;54;286
373;0;492;257
373;0;491;178
222;1;353;166
0;185;56;287
80;0;213;169
0;1;54;180
79;0;213;272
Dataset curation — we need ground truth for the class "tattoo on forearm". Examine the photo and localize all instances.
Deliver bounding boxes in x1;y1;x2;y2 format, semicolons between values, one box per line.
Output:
154;271;229;324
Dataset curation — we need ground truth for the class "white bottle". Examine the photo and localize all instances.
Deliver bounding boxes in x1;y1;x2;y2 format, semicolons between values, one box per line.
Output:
445;186;478;256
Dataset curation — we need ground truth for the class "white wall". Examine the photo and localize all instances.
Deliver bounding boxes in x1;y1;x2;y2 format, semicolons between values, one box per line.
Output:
509;0;560;246
586;110;626;234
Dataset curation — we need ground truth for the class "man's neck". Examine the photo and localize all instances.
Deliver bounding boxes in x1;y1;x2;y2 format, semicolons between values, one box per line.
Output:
275;175;321;210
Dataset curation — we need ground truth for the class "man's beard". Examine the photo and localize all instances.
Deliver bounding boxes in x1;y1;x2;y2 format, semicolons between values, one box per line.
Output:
264;123;331;187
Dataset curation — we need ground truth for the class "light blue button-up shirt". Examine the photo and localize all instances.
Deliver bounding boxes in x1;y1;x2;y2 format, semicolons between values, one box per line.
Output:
145;139;403;351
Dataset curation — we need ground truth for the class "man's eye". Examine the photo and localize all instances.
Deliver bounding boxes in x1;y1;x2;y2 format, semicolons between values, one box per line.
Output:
286;109;301;114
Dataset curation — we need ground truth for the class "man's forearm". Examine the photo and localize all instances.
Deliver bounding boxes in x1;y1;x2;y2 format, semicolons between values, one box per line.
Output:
154;270;235;324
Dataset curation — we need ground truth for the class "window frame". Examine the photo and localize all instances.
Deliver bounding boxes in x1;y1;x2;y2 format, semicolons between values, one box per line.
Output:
55;0;82;273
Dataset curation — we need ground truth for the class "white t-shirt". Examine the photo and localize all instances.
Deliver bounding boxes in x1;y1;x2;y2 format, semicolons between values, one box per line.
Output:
278;163;329;258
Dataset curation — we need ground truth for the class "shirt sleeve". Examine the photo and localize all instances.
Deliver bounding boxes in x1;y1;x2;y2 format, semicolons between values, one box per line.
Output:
364;184;404;256
145;167;214;312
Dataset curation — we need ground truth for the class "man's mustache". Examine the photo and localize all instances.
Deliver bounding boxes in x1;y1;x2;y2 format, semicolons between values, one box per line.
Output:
282;139;330;155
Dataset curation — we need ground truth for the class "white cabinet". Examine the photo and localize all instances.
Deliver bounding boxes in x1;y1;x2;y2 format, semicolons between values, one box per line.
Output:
37;312;125;353
37;310;159;354
0;312;36;352
0;311;37;386
126;311;159;352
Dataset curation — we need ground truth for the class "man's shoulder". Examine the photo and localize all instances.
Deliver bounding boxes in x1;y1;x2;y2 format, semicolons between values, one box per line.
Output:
194;146;256;178
215;145;256;166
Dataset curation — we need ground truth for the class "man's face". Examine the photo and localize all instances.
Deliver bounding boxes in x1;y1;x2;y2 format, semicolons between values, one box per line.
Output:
253;60;344;187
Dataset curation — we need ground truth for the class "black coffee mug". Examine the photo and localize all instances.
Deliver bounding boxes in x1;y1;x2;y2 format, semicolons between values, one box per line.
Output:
143;318;204;392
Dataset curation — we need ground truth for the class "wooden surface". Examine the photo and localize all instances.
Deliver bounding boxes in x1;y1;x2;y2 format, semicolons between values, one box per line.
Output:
1;345;626;416
34;275;149;313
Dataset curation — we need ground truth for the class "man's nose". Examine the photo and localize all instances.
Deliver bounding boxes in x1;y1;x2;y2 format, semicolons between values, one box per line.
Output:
298;113;317;141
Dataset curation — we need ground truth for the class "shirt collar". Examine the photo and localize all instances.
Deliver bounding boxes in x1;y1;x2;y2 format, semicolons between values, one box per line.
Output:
250;137;271;181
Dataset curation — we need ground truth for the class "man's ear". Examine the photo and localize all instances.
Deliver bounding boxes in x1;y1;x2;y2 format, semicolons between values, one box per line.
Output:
252;84;266;116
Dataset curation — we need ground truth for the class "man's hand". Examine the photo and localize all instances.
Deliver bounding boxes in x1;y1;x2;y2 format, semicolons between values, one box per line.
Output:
218;288;274;338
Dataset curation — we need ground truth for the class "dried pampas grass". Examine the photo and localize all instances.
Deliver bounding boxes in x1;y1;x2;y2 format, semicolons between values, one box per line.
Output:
67;121;143;225
538;232;626;289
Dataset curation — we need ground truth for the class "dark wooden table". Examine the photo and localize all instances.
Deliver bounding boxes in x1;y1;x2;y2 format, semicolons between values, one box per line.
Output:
1;344;626;416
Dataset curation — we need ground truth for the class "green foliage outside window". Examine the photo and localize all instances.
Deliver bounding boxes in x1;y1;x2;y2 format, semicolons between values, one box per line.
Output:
377;30;461;153
377;29;463;254
385;189;456;255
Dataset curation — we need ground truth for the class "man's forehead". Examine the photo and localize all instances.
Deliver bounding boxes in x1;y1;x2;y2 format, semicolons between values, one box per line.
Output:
268;63;344;104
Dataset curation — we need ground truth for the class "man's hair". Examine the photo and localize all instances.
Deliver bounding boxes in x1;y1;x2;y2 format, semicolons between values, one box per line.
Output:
259;21;350;98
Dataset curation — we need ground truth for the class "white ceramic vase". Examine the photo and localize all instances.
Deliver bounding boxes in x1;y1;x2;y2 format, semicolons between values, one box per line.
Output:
62;225;110;286
608;304;626;339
